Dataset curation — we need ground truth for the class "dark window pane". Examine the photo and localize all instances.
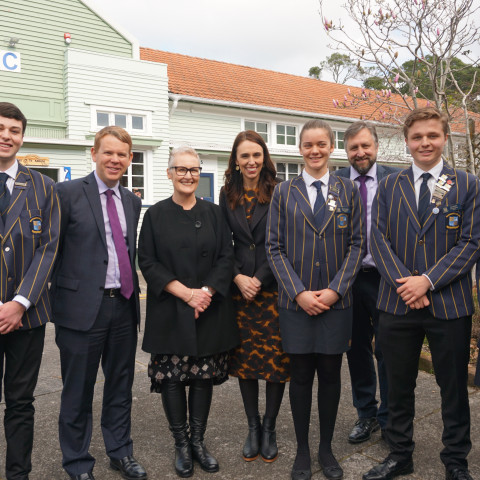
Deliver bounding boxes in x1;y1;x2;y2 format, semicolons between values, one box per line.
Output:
120;176;128;187
277;135;285;144
286;126;296;136
288;163;298;174
245;121;255;131
197;176;212;198
276;163;285;173
132;177;144;188
257;122;268;133
277;125;285;135
132;164;143;175
287;136;296;146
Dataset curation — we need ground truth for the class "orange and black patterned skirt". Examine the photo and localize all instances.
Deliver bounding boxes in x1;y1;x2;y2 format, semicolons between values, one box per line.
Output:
229;290;290;382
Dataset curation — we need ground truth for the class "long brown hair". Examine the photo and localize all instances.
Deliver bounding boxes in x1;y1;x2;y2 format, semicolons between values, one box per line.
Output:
223;130;277;209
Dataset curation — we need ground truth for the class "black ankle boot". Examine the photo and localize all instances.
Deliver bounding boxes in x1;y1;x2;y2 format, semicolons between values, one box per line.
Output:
243;415;261;461
190;426;219;473
171;425;194;478
260;416;278;462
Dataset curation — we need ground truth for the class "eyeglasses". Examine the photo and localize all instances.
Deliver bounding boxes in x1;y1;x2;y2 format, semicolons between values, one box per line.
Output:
171;166;202;177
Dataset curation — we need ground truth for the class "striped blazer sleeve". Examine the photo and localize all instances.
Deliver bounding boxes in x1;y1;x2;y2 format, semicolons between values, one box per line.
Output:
371;175;412;289
426;173;480;290
266;182;305;301
327;178;364;297
16;176;61;305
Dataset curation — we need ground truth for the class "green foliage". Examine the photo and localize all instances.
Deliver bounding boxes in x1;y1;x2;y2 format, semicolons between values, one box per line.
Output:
309;53;368;84
363;75;388;90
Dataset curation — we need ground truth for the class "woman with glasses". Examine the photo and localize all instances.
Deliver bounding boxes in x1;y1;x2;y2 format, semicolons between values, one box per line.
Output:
220;131;289;464
139;146;238;478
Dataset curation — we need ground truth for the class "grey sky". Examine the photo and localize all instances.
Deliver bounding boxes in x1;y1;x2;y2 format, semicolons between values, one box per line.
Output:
95;0;480;83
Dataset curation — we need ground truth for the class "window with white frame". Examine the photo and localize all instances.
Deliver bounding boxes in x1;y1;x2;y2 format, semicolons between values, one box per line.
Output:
120;152;145;200
92;107;151;135
276;162;302;181
277;124;297;146
334;130;345;150
245;120;269;143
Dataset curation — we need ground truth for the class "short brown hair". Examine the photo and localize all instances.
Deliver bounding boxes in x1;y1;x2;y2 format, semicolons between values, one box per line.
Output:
93;126;132;152
344;121;378;150
0;102;27;134
299;119;334;145
403;107;448;138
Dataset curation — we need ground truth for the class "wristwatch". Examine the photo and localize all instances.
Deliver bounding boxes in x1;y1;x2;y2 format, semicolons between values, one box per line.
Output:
201;286;213;295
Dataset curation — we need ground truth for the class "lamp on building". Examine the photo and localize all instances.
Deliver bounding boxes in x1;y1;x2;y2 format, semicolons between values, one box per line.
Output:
7;37;19;48
64;33;71;45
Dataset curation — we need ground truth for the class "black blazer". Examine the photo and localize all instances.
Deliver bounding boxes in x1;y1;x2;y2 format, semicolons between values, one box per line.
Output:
51;172;142;331
139;197;238;357
219;188;276;291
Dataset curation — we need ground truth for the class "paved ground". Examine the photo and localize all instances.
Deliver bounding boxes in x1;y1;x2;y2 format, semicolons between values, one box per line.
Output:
0;284;479;480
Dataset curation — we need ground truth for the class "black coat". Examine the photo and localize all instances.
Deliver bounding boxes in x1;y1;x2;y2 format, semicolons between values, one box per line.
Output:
219;188;276;292
139;197;238;357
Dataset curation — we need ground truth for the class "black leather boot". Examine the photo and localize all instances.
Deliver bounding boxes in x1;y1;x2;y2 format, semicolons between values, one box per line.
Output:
243;415;261;461
170;424;194;478
162;383;194;478
189;380;219;473
260;416;278;462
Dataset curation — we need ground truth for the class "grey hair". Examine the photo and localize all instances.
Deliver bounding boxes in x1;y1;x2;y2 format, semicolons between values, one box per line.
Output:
343;121;378;151
168;146;201;169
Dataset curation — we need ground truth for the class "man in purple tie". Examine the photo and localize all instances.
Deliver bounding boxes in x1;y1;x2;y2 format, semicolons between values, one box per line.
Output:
335;122;398;444
51;127;147;480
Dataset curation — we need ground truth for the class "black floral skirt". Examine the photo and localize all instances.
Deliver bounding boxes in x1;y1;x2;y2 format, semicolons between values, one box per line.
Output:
148;352;230;393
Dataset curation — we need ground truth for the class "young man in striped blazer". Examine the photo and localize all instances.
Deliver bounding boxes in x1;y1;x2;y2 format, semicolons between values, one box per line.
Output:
364;107;480;480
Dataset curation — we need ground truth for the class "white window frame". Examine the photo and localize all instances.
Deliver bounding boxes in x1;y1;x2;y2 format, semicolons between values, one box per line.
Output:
276;123;298;147
275;161;302;181
244;120;270;143
333;130;345;150
90;105;152;136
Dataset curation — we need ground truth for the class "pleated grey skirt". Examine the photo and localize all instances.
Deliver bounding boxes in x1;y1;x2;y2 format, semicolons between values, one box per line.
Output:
279;307;352;355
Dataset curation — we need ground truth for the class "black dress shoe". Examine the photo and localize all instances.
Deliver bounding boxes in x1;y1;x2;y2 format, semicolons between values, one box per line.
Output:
291;468;312;480
110;455;147;480
348;417;380;444
363;457;413;480
70;474;95;480
446;467;473;480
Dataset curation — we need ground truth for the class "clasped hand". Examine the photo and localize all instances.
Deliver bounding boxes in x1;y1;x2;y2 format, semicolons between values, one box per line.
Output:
187;288;213;319
295;288;340;316
234;274;261;301
396;275;431;309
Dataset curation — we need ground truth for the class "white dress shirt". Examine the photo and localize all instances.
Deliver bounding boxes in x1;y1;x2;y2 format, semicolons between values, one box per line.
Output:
302;169;329;212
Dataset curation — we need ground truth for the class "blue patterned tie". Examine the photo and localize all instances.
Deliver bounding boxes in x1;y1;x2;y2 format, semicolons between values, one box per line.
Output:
0;173;11;222
417;173;431;223
312;180;325;230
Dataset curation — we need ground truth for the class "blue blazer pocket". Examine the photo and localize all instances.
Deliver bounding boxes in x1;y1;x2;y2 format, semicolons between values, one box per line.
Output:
56;275;79;291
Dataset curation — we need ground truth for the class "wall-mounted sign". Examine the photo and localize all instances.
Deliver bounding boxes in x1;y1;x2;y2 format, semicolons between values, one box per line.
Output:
17;154;49;167
0;51;21;72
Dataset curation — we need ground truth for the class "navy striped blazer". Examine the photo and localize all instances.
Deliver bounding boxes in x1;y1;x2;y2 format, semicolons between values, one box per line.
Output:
266;174;364;311
371;164;480;319
0;164;61;329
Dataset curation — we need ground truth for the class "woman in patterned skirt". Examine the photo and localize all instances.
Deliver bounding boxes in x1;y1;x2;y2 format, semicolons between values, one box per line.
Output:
220;130;290;464
139;146;239;478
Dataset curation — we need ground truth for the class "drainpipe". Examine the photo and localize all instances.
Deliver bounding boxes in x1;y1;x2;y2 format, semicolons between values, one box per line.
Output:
169;94;183;117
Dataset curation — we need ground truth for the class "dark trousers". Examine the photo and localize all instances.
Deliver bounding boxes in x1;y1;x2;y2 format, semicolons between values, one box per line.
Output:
346;269;388;427
0;325;45;480
379;310;472;468
56;295;137;477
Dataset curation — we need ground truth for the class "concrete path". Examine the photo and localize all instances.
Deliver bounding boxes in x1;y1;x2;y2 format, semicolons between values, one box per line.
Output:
0;290;478;480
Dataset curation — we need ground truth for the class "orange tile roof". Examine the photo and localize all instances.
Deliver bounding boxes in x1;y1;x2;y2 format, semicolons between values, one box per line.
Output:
140;47;479;133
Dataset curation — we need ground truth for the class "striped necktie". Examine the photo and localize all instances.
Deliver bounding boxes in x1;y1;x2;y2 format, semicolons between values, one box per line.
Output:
312;180;325;230
417;173;432;223
0;173;11;222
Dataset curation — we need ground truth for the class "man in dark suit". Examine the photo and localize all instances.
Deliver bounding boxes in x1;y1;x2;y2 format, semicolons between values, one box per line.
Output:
0;102;60;480
51;126;147;480
364;107;480;480
335;122;398;444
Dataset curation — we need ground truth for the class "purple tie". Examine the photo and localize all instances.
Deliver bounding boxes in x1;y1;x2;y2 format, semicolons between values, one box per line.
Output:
105;189;134;299
357;175;369;250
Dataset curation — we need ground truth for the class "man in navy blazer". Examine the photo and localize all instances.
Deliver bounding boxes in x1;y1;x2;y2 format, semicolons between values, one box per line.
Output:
0;102;60;480
364;108;480;480
51;127;146;480
335;122;398;444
